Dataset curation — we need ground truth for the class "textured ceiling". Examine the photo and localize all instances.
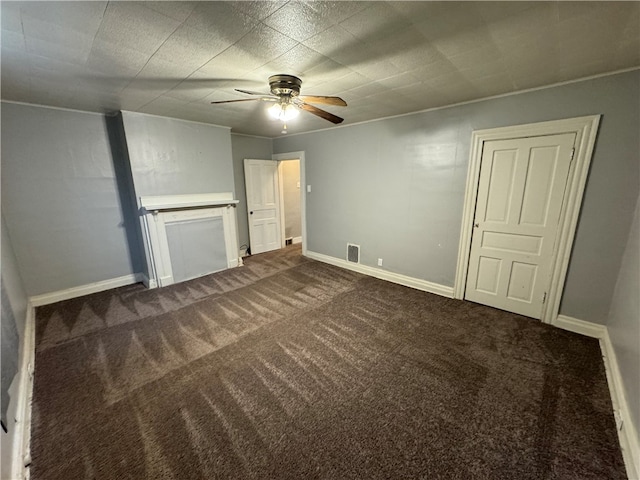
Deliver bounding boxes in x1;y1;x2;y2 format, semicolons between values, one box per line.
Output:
1;1;639;137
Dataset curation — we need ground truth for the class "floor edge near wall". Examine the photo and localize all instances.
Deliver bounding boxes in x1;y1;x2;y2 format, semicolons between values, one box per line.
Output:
15;266;638;480
553;315;638;480
304;253;639;480
29;273;143;307
10;304;36;480
14;273;145;477
304;250;455;298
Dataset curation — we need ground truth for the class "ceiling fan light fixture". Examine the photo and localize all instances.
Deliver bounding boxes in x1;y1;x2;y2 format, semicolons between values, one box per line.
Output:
211;74;346;125
268;102;299;122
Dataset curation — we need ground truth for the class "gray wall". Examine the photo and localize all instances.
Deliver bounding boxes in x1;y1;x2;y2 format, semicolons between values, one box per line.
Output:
607;193;640;442
1;102;138;295
121;111;235;198
230;134;273;252
105;113;146;276
274;70;640;324
1;213;29;479
282;159;302;239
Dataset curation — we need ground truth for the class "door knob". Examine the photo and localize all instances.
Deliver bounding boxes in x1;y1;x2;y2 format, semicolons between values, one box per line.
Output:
250;211;253;215
474;223;479;228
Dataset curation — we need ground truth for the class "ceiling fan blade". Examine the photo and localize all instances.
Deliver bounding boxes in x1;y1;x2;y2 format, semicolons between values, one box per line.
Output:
210;98;268;104
235;88;276;97
298;95;347;107
297;103;344;124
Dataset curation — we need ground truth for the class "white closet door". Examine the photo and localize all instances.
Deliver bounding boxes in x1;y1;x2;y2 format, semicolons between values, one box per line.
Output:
465;133;576;318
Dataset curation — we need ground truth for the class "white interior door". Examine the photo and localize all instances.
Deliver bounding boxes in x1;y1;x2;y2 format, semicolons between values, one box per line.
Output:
244;159;282;255
465;133;576;318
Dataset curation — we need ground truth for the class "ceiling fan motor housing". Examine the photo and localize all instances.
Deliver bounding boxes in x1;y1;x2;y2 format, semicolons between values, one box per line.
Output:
269;74;302;97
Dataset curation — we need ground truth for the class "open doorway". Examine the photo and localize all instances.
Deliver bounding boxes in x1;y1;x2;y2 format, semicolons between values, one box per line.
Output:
273;151;306;255
243;151;306;257
278;158;301;247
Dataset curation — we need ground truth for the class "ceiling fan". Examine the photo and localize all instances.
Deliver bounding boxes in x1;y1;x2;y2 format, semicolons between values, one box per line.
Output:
210;74;347;129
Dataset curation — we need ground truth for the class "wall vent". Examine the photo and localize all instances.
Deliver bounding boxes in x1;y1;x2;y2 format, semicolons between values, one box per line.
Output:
347;243;360;263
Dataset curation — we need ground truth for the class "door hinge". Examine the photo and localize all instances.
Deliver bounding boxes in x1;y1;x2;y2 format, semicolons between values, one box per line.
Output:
570;148;575;161
542;292;547;304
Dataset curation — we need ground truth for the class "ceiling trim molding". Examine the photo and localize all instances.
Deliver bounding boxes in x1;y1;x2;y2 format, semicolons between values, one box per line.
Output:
119;110;232;130
3;67;637;138
231;132;273;140
275;66;640;140
0;99;109;117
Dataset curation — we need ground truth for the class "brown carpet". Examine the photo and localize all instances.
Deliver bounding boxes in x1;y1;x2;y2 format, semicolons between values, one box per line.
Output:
31;245;626;479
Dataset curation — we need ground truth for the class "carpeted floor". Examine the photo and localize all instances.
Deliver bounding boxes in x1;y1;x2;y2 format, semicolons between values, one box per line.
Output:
31;245;626;479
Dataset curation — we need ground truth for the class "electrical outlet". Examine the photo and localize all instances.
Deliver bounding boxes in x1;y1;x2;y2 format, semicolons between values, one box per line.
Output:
377;258;383;266
307;185;311;193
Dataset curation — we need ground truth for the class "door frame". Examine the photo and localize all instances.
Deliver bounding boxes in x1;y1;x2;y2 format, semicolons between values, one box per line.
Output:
454;115;601;324
272;151;307;256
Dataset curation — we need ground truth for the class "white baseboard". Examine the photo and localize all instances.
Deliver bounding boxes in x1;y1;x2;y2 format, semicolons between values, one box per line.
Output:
554;315;639;479
139;273;156;289
292;236;302;245
29;273;142;306
10;303;36;480
601;330;640;480
552;314;608;338
305;250;454;298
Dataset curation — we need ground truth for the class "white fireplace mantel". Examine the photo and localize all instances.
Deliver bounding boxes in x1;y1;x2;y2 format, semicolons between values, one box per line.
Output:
139;192;240;288
140;193;239;211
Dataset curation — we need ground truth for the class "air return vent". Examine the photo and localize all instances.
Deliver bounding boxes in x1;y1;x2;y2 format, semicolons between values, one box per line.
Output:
347;243;360;263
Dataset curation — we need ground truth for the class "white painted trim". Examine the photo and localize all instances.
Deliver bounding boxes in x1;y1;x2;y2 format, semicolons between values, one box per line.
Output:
10;303;36;480
1;99;110;117
272;151;307;256
139;214;158;290
275;67;638;139
306;250;454;298
29;273;141;307
120;110;232;130
139;273;156;289
292;236;302;245
4;68;636;139
600;331;640;480
553;315;640;479
552;314;607;338
276;157;303;249
277;161;287;249
139;192;237;211
230;132;273;140
143;205;240;287
454;115;601;325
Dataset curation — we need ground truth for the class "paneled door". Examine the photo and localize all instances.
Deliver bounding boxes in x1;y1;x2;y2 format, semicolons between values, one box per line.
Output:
465;133;576;318
244;159;282;255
